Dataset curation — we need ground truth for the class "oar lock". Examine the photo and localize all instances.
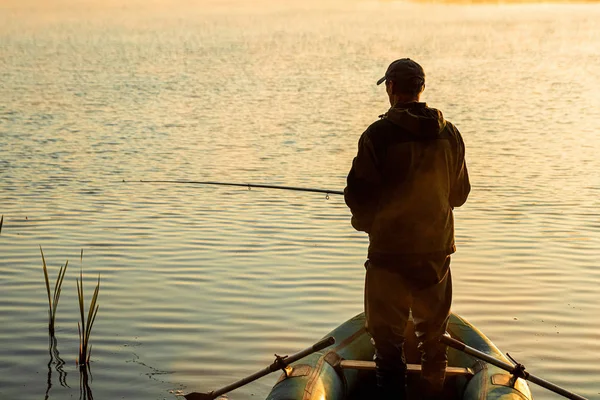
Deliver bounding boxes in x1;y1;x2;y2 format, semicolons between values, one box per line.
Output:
273;353;291;377
506;352;529;384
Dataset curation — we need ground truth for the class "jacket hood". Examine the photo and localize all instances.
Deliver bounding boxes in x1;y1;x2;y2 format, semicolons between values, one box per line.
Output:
384;102;446;139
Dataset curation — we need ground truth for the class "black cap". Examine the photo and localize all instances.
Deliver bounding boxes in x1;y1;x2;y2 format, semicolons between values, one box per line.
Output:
376;58;425;86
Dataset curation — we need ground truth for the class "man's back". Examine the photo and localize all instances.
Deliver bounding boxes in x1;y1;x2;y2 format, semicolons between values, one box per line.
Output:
344;102;470;263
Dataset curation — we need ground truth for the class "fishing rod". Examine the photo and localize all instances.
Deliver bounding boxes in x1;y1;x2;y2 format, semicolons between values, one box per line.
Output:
124;180;344;197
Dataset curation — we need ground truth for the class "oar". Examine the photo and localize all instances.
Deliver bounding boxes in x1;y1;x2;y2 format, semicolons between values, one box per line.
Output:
440;335;587;400
124;179;344;196
183;336;336;400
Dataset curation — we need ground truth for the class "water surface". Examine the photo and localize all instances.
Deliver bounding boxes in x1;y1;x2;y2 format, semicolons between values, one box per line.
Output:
1;1;599;399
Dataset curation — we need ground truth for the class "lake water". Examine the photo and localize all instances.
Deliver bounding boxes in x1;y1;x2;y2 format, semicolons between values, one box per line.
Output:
1;0;599;399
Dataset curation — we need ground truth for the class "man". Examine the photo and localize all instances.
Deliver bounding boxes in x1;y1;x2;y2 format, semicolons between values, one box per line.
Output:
344;58;470;399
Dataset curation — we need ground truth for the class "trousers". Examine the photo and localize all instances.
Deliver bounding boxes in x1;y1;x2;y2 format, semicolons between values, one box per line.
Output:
364;255;452;399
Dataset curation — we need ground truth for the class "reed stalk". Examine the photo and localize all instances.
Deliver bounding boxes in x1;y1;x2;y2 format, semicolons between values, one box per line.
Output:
40;247;68;336
76;269;100;366
1;214;4;235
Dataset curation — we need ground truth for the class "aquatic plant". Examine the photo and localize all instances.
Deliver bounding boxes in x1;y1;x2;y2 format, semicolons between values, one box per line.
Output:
41;247;68;336
1;214;4;234
76;269;100;366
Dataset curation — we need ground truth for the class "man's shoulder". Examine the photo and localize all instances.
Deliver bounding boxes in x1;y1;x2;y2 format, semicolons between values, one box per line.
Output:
441;119;464;141
364;116;396;137
443;119;458;132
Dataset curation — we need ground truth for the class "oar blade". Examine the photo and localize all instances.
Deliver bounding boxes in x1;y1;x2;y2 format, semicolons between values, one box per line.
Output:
183;392;215;400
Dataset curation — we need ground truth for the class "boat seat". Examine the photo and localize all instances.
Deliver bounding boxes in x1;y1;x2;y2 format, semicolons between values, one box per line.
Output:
339;360;474;377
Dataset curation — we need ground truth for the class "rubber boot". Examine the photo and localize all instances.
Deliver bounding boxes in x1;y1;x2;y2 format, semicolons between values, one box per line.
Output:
421;360;447;399
372;336;408;400
375;367;407;400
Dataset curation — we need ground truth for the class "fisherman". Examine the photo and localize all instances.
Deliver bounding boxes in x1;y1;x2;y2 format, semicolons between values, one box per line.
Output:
344;58;471;399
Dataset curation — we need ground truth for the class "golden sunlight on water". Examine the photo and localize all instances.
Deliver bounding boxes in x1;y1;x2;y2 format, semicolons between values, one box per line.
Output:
1;0;599;400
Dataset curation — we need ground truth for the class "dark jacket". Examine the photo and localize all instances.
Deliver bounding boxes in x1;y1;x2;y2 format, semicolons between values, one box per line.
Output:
344;102;470;263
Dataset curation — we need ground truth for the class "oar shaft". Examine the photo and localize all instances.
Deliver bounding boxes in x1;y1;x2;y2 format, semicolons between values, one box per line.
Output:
526;374;588;400
440;335;587;400
135;180;344;196
188;336;335;400
210;366;271;398
441;335;515;371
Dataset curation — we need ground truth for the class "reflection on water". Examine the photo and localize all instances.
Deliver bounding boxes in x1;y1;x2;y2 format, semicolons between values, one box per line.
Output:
1;0;599;399
45;335;69;400
79;365;94;400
